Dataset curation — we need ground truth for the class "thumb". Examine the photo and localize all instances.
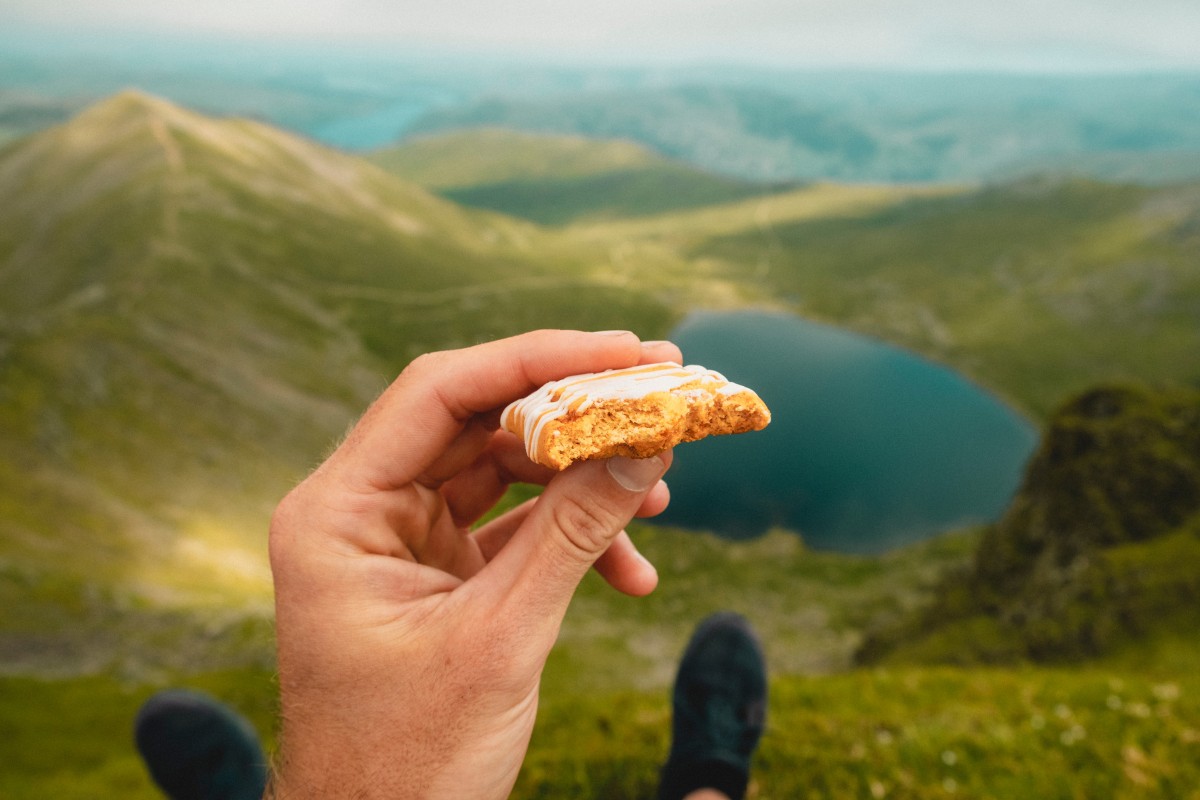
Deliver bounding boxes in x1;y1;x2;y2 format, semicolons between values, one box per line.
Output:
479;454;668;631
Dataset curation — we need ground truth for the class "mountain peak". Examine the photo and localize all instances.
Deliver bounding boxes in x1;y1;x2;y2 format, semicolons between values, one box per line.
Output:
68;88;203;133
0;86;536;321
99;87;178;114
3;89;491;250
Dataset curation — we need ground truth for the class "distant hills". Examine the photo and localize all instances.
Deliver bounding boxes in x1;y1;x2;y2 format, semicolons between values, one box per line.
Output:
371;128;798;225
7;59;1200;186
404;75;1200;184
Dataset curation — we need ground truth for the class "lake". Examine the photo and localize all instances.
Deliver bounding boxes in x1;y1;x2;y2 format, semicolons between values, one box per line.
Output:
656;310;1039;553
309;89;454;150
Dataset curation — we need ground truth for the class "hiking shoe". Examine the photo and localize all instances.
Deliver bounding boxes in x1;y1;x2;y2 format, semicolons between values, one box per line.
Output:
658;611;767;800
134;688;267;800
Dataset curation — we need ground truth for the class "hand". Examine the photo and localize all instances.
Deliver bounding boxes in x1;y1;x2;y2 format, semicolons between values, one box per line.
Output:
268;330;680;798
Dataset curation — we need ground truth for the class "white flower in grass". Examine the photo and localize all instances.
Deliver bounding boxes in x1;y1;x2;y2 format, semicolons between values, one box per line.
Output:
1153;683;1180;702
1060;724;1086;746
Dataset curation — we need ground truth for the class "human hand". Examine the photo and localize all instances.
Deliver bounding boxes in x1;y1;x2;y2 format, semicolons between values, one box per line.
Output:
268;330;680;798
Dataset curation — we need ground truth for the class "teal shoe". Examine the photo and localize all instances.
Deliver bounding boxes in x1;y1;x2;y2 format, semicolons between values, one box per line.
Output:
659;612;767;800
134;689;267;800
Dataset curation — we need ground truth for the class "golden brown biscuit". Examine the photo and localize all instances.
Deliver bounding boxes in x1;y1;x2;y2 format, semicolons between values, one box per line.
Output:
501;362;771;470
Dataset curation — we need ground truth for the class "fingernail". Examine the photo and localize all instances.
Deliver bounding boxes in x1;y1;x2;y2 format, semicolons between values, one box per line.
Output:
607;455;665;492
594;329;634;337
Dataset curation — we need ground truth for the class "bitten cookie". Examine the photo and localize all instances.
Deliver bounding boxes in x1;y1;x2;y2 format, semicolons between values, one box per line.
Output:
501;362;771;470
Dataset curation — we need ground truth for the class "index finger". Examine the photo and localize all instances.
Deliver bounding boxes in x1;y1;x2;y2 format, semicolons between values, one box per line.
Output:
328;330;654;491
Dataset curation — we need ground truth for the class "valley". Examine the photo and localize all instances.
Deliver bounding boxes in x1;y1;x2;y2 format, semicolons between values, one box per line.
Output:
2;91;1199;797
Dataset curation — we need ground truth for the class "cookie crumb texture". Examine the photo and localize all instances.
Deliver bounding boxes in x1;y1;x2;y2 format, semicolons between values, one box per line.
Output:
502;364;771;470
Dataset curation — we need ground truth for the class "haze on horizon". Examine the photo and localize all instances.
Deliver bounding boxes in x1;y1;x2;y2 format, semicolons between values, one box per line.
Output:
4;0;1200;72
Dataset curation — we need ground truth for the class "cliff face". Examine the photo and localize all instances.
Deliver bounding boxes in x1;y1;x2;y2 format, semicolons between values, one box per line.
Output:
859;383;1200;665
975;384;1200;599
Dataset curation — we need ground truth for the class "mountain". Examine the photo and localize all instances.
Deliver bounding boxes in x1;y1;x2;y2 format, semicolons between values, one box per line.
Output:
371;128;798;225
858;383;1200;665
0;91;675;658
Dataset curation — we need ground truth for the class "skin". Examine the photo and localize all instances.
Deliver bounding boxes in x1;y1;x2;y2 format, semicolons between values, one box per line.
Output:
269;330;682;798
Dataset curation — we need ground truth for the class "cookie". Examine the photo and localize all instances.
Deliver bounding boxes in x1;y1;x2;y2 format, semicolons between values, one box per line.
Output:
501;362;771;470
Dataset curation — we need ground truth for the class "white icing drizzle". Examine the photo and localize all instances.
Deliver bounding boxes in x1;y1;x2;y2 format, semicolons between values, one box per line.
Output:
501;362;748;464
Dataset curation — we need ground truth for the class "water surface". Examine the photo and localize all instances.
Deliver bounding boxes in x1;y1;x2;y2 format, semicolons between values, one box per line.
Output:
310;90;452;150
657;310;1038;553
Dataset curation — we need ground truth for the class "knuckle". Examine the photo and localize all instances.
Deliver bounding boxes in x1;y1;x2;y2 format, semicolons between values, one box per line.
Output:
404;350;449;378
267;487;301;562
549;493;621;560
267;476;333;570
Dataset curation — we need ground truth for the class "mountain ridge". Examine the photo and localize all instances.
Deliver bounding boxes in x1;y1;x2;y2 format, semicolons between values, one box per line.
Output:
0;91;686;616
0;92;499;608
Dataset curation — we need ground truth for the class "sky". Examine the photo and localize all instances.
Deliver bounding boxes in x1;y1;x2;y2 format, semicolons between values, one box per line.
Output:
5;0;1200;72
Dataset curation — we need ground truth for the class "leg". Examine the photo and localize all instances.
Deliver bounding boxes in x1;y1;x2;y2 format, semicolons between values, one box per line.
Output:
134;688;267;800
658;612;768;800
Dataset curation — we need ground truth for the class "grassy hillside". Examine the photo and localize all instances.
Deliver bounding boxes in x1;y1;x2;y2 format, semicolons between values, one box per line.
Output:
703;178;1200;417
859;384;1200;668
372;128;798;225
562;178;1200;419
0;91;677;662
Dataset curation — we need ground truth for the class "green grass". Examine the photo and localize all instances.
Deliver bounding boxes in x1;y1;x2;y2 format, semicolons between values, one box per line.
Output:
4;521;1194;798
546;525;979;695
526;665;1200;799
4;659;1198;798
1;518;1196;798
0;668;278;800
